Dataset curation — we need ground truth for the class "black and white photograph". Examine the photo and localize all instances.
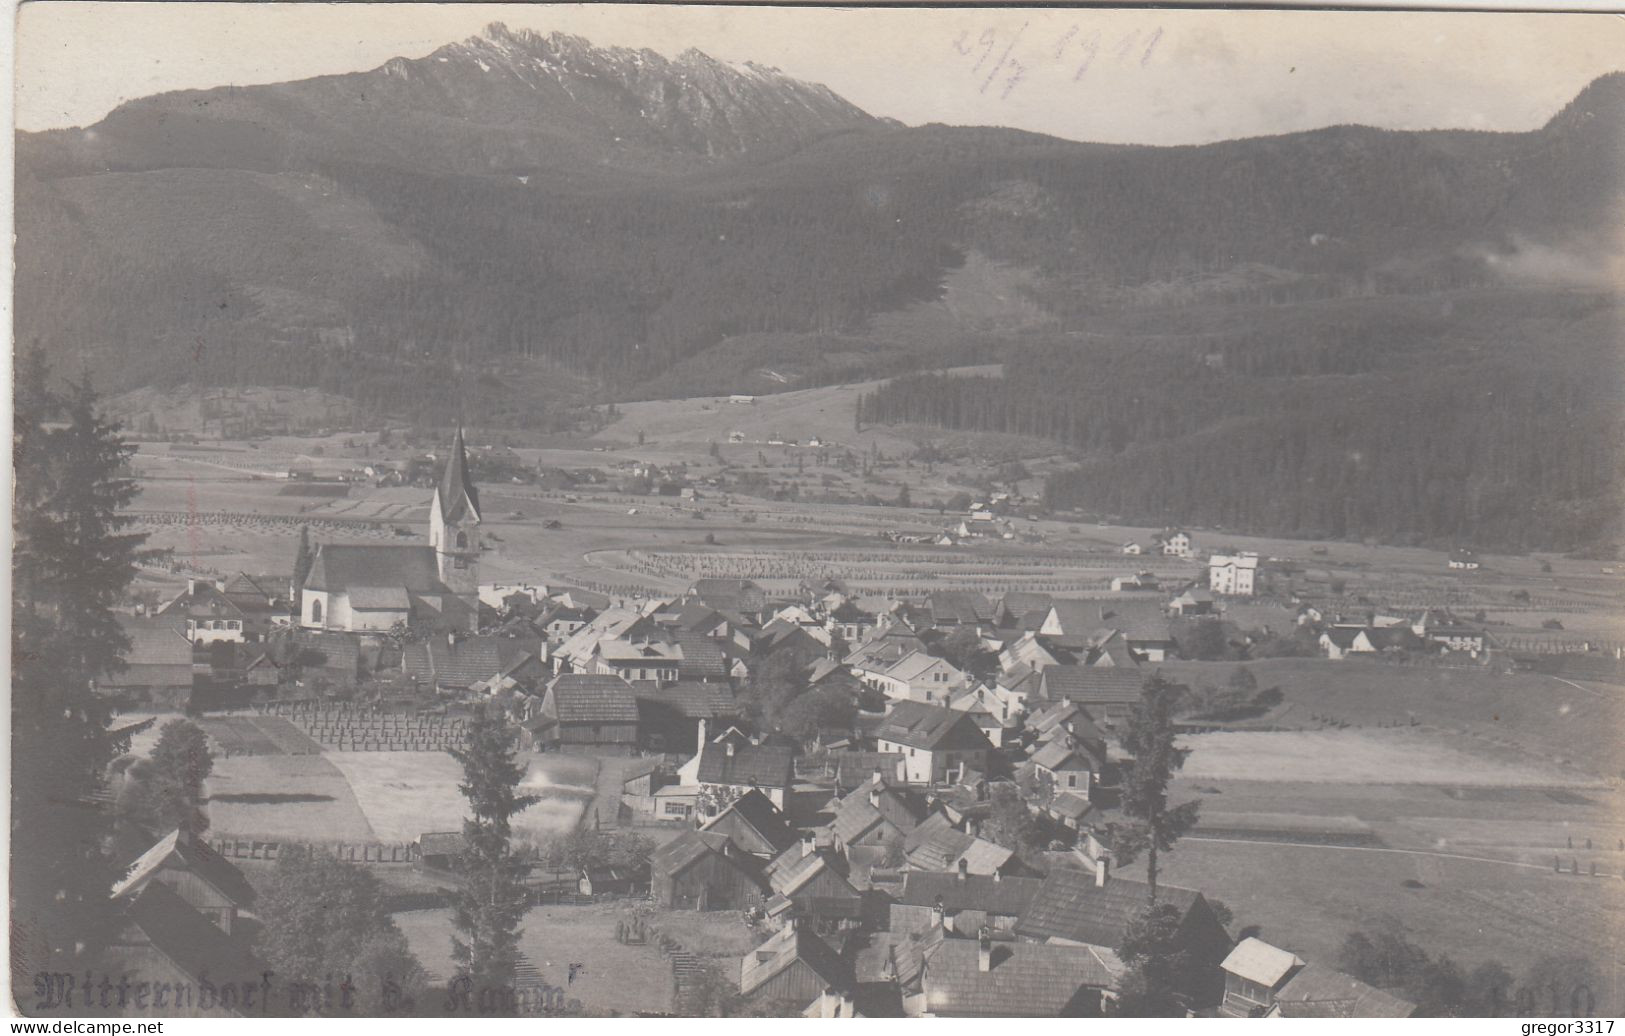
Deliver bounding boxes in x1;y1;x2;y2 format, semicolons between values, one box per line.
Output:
9;1;1624;1020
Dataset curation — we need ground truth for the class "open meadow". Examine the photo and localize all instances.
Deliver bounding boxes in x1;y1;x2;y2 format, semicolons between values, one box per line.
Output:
1153;713;1625;999
1180;729;1602;787
393;902;762;1013
196;716;599;846
1159;657;1625;779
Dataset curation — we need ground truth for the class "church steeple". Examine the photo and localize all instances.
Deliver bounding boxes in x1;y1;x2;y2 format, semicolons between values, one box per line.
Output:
430;428;481;597
437;426;481;525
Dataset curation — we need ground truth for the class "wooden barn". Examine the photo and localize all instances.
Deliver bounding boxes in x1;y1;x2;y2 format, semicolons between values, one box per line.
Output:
110;829;258;936
650;829;766;911
738;924;852;1010
700;789;800;860
538;673;641;754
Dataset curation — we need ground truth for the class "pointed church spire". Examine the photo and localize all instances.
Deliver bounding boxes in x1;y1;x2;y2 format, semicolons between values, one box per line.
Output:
437;427;481;524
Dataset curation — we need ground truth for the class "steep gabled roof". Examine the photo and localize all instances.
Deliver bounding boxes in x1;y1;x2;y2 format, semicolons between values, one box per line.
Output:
873;702;992;753
651;828;741;876
882;650;961;684
703;789;799;856
921;938;1116;1017
436;427;481;524
1031;739;1102;773
112;828;257;908
118;882;264;992
739;925;850;998
303;544;443;594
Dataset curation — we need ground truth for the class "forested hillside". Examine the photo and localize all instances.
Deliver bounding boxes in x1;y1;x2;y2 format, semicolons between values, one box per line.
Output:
858;291;1623;551
13;29;1623;546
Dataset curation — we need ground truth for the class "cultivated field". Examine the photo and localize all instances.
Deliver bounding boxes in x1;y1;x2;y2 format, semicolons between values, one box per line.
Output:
1180;729;1601;787
204;753;375;841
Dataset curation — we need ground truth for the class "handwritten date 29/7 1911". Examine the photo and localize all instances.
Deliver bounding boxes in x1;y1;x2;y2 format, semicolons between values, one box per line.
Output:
951;22;1164;100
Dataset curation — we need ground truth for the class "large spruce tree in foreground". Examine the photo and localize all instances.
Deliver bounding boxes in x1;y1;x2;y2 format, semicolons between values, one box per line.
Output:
12;351;156;980
448;709;540;1011
1113;673;1201;904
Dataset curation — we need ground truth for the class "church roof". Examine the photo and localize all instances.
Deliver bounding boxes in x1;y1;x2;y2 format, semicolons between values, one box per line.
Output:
437;427;481;525
303;544;442;594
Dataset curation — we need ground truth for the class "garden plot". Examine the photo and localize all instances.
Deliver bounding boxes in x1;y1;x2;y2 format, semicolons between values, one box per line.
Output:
205;753;375;841
1180;729;1601;787
325;752;594;844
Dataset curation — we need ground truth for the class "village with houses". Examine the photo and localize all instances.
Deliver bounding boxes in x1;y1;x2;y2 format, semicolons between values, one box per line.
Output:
81;419;1625;1019
15;1;1625;1021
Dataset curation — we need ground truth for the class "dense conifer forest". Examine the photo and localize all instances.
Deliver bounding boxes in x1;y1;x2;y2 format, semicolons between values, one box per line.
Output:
857;291;1623;551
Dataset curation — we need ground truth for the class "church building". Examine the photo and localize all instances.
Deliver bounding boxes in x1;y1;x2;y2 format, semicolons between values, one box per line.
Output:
297;429;482;633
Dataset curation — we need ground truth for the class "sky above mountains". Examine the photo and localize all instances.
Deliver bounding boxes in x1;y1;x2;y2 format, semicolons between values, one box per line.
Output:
16;3;1625;145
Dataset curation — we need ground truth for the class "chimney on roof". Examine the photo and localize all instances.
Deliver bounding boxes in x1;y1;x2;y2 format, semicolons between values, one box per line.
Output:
977;928;993;973
726;741;735;757
957;858;968;881
931;895;945;931
187;578;197;596
1095;856;1109;887
992;868;1001;883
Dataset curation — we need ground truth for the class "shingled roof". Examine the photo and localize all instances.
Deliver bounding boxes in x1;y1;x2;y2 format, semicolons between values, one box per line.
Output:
303;544;443;593
403;636;527;688
1039;664;1145;707
1271;963;1417;1018
873;702;992;753
1031;739;1102;774
695;740;795;789
635;680;740;720
111;828;257;909
702;789;799;857
675;633;731;679
896;871;1044;916
740;925;850;998
1015;868;1204;947
920;938;1117;1017
651;828;740;876
114;615;193;669
546;673;641;724
928;591;994;626
829;777;931;844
